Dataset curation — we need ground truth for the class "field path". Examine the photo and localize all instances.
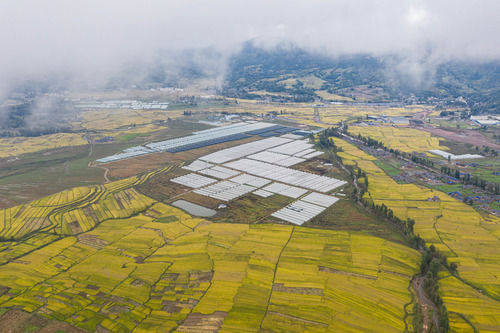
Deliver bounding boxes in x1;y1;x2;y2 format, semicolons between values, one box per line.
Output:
87;161;110;183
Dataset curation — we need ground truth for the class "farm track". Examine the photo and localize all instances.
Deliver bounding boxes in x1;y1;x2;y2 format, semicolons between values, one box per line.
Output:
88;161;110;183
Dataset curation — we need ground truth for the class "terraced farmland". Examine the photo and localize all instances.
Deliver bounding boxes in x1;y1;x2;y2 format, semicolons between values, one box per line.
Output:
333;138;500;331
0;166;174;265
0;193;421;332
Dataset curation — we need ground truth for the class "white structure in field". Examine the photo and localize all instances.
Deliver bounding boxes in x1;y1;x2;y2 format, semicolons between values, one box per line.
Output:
261;183;308;199
230;174;272;188
194;181;256;201
170;173;217;189
271;200;329;225
146;122;276;152
429;150;483;160
170;132;346;225
224;159;346;193
301;192;339;207
200;137;292;164
75;100;169;110
97;121;278;163
182;160;214;172
199;166;240;179
470;116;499;126
268;140;314;155
252;189;274;198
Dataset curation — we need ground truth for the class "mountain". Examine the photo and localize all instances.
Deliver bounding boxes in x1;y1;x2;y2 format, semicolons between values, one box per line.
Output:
222;42;499;113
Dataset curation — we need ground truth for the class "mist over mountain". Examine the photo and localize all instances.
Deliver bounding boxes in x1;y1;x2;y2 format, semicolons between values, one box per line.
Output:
223;42;500;112
0;0;498;136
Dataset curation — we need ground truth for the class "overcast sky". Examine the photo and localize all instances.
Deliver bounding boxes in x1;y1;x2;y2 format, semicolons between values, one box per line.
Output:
0;0;499;95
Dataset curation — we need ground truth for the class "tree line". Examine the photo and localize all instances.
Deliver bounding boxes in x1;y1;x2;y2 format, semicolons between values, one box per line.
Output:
441;166;499;195
313;127;451;332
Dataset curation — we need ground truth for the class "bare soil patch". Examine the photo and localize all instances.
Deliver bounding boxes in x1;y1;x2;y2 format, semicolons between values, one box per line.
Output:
272;283;323;295
177;311;227;332
418;126;500;150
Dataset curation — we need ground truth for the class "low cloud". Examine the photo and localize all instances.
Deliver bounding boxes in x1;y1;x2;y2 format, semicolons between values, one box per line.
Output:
0;0;498;97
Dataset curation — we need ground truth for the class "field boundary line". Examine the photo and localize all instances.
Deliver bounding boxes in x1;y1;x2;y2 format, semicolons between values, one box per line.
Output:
258;226;295;330
449;311;478;333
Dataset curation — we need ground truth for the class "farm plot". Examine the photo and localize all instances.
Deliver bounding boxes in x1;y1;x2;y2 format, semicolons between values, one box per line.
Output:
439;275;500;332
349;125;446;153
79;108;183;131
0;214;420;332
0;133;88;158
333;138;500;329
0;167;170;240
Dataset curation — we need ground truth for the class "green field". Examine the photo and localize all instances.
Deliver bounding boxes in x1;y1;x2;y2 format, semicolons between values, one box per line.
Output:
373;160;403;178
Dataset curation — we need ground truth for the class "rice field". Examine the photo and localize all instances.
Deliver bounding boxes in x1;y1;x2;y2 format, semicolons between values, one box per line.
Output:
0;133;88;158
333;138;500;330
0;106;184;160
0;197;421;332
201;99;431;128
78;108;183;131
349;125;447;153
0;166;171;241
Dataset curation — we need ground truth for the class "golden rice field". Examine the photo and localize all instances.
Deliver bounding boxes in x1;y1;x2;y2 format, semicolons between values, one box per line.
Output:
77;108;184;131
0;133;88;158
0;166;171;242
220;99;430;128
0;107;187;159
283;105;429;128
349;125;447;153
333;138;500;331
0;192;421;332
